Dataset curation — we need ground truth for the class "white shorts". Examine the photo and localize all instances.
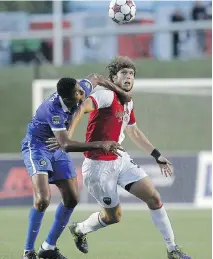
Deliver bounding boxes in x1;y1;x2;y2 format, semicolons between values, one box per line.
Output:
82;152;147;208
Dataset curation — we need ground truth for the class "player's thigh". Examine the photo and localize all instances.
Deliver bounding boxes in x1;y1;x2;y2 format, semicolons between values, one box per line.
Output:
51;150;77;183
82;158;120;208
118;154;148;193
128;177;160;203
55;178;79;208
22;141;53;178
118;154;160;205
119;161;161;208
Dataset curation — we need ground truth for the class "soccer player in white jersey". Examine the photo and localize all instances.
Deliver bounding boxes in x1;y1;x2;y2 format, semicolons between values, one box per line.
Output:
48;57;192;259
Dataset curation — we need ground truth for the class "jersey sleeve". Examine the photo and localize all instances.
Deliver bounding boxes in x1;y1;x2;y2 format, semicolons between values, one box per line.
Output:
89;89;114;109
46;106;66;131
127;109;137;126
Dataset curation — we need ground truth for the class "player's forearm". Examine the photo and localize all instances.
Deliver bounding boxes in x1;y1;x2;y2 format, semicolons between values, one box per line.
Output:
100;79;128;98
128;128;155;154
68;99;95;139
62;140;102;152
129;130;166;163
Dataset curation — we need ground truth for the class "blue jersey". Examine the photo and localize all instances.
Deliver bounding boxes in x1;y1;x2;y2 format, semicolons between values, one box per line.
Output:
21;79;93;183
25;78;93;143
26;92;76;142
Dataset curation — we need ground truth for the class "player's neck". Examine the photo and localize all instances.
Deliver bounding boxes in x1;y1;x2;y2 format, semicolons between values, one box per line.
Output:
63;101;76;112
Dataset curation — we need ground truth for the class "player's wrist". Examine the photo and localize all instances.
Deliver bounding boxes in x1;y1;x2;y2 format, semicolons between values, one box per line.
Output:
150;149;161;160
92;141;104;149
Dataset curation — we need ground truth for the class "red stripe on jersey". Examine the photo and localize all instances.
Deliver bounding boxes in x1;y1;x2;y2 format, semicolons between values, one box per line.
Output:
128;109;136;125
89;96;98;110
84;93;124;160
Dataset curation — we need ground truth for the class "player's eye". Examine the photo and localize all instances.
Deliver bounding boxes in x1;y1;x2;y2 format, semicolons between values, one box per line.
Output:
79;90;84;95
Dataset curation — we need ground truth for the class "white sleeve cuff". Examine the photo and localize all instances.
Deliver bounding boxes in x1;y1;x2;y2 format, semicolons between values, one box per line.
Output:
51;128;66;131
127;122;137;127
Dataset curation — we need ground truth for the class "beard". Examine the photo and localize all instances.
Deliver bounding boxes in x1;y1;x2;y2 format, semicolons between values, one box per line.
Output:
113;79;133;92
121;83;132;92
123;88;131;92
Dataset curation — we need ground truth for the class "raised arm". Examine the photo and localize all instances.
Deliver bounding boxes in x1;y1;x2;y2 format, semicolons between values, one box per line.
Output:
68;97;96;139
68;88;114;140
86;73;131;103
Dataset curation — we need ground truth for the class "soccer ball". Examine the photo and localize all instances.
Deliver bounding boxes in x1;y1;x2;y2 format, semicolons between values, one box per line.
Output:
108;0;136;24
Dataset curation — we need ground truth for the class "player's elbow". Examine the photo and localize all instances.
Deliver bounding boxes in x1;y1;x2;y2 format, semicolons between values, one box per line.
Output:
127;130;138;141
61;142;70;152
62;141;79;152
126;124;138;135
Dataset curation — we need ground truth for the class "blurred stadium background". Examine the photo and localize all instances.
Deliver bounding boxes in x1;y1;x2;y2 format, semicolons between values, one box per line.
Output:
0;1;212;259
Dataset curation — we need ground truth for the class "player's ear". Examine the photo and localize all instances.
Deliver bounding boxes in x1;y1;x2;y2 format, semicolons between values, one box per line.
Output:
112;75;117;83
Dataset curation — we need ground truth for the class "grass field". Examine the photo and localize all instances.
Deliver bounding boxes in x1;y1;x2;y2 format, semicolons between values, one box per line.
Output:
0;208;211;259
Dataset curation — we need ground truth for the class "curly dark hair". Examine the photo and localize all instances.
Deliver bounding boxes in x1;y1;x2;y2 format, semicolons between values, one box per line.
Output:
57;77;77;98
106;56;136;82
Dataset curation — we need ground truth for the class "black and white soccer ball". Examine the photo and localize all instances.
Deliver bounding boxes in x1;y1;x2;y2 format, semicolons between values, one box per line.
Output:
108;0;136;24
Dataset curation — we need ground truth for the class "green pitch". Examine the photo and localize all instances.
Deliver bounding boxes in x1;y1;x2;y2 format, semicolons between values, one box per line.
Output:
0;208;211;259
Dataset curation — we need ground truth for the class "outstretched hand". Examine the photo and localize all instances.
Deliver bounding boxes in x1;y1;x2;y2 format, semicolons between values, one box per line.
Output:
156;156;173;177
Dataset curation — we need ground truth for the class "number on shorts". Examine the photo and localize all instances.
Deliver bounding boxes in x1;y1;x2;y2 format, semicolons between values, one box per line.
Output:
130;159;140;168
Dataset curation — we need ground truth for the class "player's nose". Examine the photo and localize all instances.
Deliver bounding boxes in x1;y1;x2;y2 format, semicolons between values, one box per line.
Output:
126;73;131;79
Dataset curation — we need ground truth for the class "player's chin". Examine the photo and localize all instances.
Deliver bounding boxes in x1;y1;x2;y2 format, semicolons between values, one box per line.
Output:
80;94;86;101
80;97;85;102
122;85;132;92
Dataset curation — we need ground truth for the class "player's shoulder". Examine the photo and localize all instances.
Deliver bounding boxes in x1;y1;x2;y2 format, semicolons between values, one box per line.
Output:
91;86;114;99
89;86;114;108
91;85;112;93
43;92;63;113
47;92;60;104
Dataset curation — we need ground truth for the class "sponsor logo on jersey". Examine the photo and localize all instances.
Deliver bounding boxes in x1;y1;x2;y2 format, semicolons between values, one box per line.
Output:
103;197;112;205
115;109;129;122
52;115;61;125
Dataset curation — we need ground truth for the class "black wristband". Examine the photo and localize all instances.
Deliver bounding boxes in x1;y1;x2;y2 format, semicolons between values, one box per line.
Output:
151;149;161;160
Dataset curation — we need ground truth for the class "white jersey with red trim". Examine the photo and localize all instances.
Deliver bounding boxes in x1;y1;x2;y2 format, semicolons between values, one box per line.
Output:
84;86;136;160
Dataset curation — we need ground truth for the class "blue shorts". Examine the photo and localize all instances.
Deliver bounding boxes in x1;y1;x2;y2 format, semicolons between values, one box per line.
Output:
21;138;76;183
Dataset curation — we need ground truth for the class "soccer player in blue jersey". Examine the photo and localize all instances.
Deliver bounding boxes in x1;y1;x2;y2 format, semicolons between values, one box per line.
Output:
21;75;130;259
